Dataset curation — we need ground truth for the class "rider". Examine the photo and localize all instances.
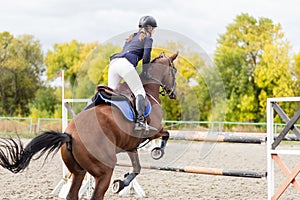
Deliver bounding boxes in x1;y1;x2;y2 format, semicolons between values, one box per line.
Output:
108;16;157;132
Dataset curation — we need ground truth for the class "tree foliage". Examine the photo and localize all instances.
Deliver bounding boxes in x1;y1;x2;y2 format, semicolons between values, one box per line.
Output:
74;43;121;99
45;40;98;89
28;86;58;120
151;43;211;122
0;31;43;116
293;52;300;97
214;13;295;122
2;13;300;122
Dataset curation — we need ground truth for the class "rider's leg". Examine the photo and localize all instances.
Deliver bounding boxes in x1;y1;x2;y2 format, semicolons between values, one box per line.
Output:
86;59;122;110
118;59;156;132
122;66;147;130
108;58;123;89
124;74;157;132
134;94;146;130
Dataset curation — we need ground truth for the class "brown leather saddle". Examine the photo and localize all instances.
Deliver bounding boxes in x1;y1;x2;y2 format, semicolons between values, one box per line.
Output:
83;84;151;122
84;84;134;108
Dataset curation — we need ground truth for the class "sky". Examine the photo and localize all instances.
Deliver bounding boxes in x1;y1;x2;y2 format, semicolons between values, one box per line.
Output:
1;0;300;55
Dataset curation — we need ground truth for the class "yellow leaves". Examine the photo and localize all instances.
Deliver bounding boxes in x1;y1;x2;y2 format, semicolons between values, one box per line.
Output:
45;40;99;81
254;40;295;115
215;13;296;122
73;42;98;74
83;43;120;85
294;53;300;67
237;94;255;110
254;42;292;91
294;53;300;82
258;90;268;114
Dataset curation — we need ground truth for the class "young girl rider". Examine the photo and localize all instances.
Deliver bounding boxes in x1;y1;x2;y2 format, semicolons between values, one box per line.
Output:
108;16;157;132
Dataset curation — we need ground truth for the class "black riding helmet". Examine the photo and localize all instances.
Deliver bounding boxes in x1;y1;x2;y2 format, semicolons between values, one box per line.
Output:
138;16;157;28
138;16;146;28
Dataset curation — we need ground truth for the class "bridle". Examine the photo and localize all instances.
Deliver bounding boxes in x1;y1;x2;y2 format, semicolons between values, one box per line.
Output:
143;54;177;99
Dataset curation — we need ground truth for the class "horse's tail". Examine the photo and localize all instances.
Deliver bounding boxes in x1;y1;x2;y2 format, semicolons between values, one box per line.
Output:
0;131;71;173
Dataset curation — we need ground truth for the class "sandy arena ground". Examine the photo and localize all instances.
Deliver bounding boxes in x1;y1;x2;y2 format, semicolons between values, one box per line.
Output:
0;139;300;200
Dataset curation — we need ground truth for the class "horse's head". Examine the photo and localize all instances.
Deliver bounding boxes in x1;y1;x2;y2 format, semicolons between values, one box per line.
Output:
143;52;178;99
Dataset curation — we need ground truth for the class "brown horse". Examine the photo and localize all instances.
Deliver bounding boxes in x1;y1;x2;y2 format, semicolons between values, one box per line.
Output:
0;52;178;200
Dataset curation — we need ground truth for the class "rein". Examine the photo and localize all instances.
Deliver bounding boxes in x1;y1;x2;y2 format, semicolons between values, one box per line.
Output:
146;93;160;105
136;138;151;149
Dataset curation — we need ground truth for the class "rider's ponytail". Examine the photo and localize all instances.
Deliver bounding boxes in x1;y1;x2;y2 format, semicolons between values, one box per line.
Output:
125;28;151;43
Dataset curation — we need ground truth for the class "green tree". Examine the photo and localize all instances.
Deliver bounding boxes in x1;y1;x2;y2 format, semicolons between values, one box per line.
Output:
152;44;211;122
74;43;121;99
292;52;300;112
0;32;43;116
45;40;98;92
214;13;294;122
293;52;300;97
255;42;294;115
28;86;58;120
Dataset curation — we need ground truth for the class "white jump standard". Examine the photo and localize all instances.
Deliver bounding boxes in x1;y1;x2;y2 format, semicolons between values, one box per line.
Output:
267;97;300;200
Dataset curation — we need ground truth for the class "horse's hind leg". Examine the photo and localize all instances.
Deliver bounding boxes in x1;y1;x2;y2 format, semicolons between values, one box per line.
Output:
61;144;86;200
66;171;86;200
91;169;114;200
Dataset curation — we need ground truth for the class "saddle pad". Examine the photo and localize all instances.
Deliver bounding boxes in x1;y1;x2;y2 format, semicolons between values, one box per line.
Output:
98;92;151;122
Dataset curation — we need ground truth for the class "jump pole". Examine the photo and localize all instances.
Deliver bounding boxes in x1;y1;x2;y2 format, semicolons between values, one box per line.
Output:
169;130;266;144
169;131;300;143
116;162;266;179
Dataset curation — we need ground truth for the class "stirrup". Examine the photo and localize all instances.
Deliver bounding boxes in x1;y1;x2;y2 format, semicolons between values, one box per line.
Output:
134;121;157;135
134;121;147;131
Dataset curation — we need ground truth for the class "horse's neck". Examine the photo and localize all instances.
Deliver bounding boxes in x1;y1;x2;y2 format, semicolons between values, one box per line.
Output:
140;69;162;104
143;83;161;104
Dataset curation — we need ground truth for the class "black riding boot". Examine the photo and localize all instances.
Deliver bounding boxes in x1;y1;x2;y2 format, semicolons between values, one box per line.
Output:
134;95;157;134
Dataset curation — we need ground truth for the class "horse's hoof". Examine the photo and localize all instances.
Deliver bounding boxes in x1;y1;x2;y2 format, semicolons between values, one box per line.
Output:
112;179;125;193
151;147;164;160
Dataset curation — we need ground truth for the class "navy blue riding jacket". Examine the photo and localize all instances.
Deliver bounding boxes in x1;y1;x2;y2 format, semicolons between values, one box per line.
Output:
110;31;153;67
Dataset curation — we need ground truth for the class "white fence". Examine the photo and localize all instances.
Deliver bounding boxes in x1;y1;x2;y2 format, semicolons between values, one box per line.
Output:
267;97;300;200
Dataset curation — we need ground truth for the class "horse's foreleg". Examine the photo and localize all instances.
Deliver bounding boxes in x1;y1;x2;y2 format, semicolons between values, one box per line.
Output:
149;128;169;149
128;150;141;174
149;128;169;160
123;150;141;185
112;150;140;194
160;129;169;149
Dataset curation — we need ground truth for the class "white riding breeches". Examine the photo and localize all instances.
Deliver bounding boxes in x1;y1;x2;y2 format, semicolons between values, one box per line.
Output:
108;57;146;98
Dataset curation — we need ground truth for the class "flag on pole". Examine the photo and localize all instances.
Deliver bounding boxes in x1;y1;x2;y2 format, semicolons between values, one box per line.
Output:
57;70;63;78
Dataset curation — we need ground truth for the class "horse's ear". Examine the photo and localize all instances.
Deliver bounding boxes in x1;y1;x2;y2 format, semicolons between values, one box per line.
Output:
160;52;165;57
170;51;179;61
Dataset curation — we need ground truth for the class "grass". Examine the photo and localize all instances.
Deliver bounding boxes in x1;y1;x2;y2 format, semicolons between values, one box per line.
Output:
0;132;35;139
